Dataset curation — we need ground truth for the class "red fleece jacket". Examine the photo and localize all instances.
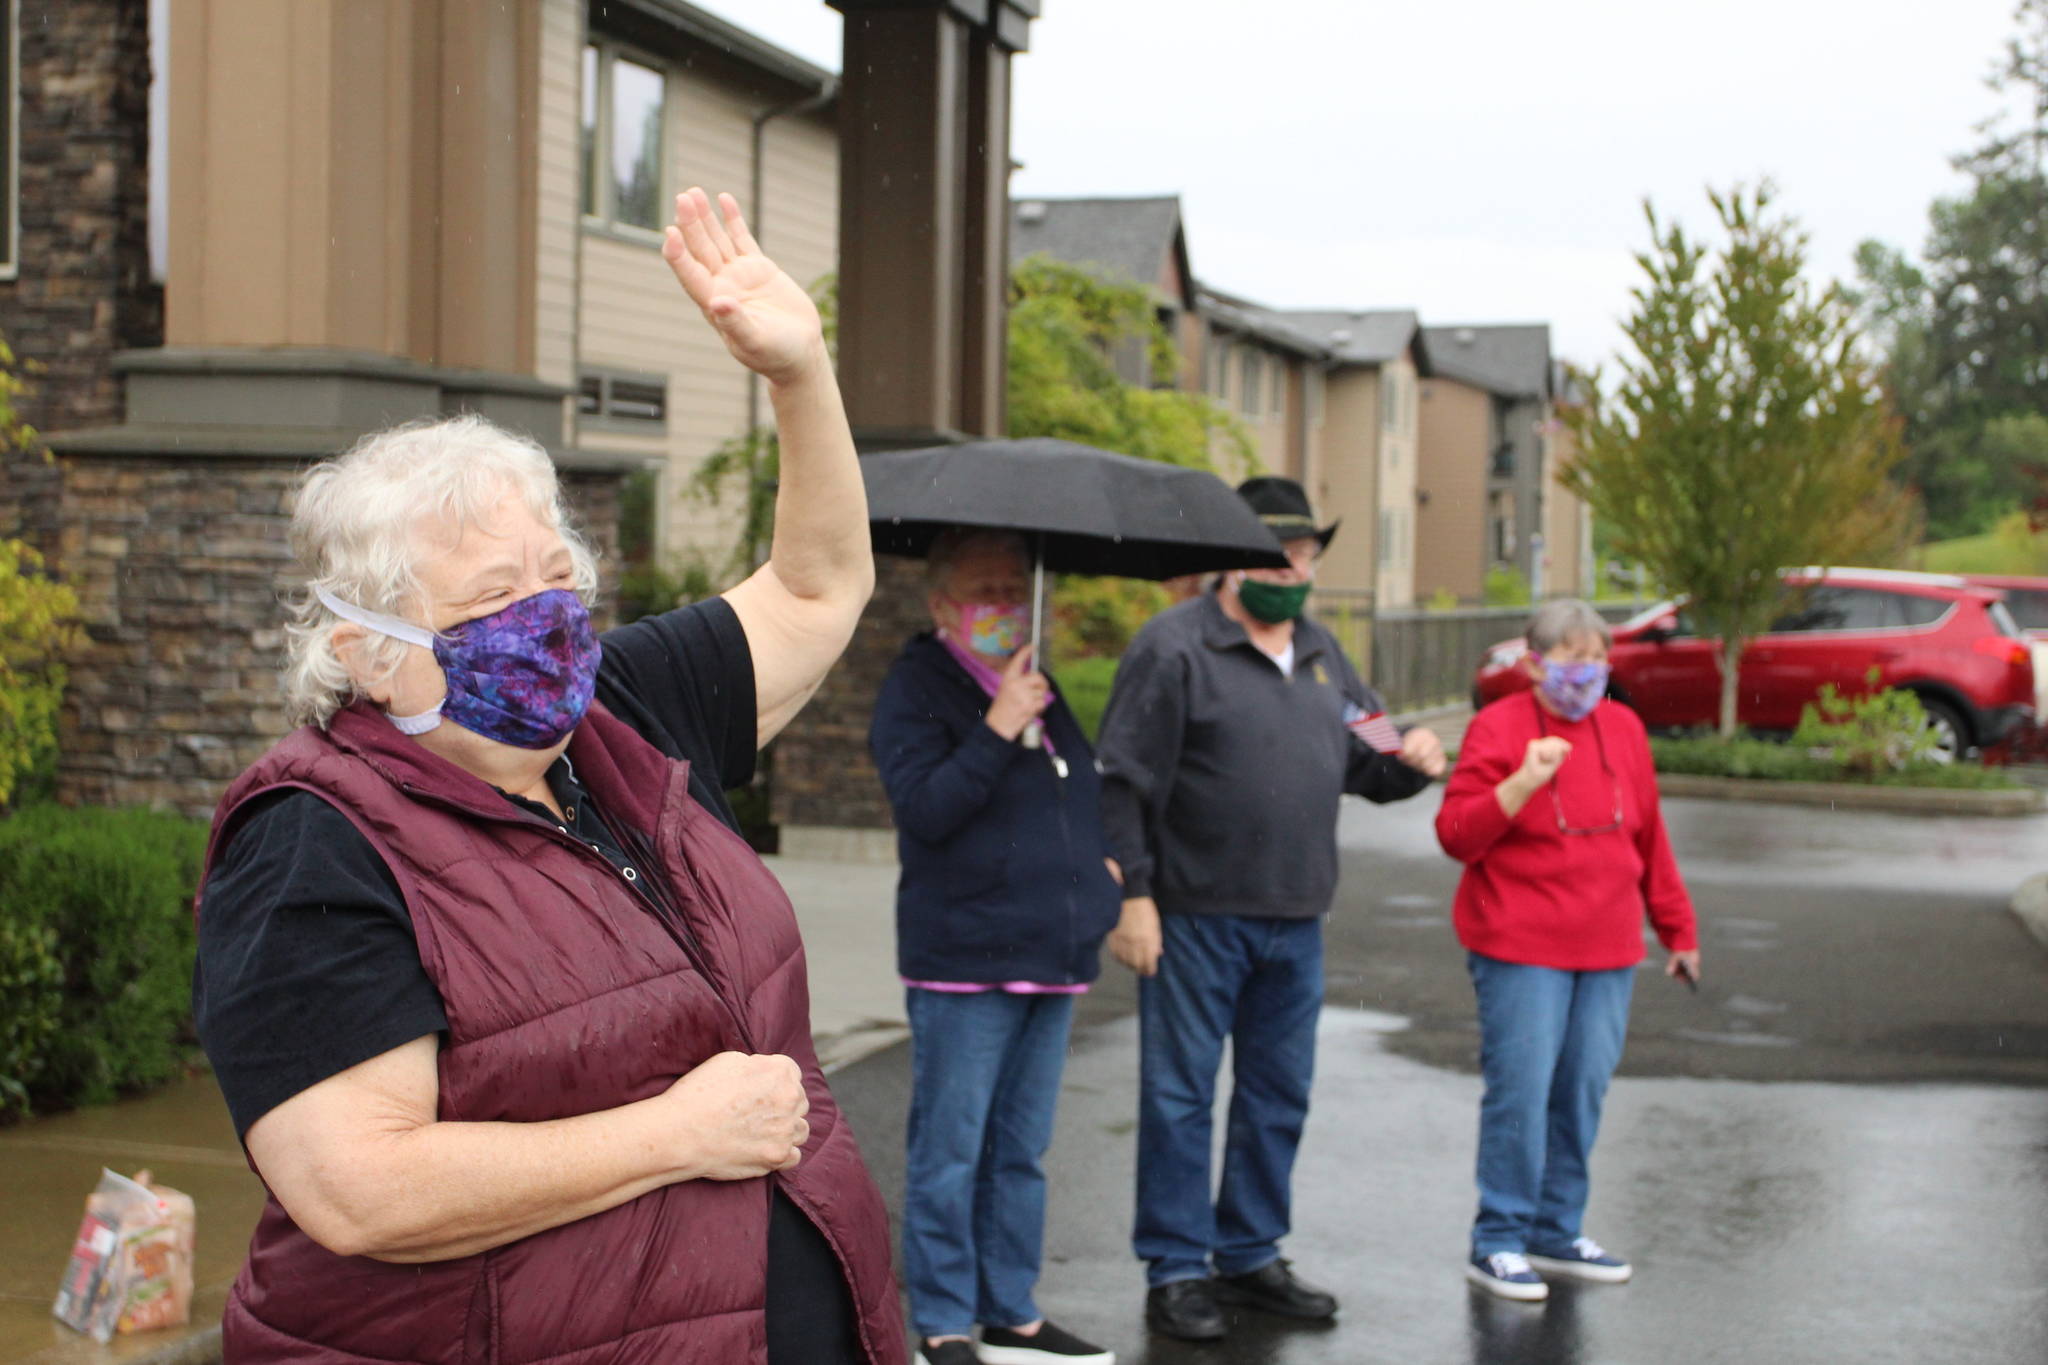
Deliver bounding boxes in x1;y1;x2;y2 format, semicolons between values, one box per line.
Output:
1436;691;1697;970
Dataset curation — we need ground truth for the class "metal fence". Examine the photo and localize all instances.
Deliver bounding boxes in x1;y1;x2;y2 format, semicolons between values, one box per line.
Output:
1310;592;1646;715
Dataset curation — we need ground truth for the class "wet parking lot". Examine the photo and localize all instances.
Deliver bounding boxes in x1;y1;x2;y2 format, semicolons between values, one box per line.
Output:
834;791;2048;1364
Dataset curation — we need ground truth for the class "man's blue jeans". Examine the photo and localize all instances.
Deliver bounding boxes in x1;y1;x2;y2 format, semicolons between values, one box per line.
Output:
902;988;1076;1339
1134;912;1323;1287
1467;952;1635;1257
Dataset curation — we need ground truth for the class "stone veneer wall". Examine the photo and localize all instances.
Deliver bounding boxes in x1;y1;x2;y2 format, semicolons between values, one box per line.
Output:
31;453;624;819
4;0;160;433
768;557;925;834
52;456;302;816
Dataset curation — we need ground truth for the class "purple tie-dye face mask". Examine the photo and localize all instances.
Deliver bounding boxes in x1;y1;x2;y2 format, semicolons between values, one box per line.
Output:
1538;659;1609;722
317;587;600;749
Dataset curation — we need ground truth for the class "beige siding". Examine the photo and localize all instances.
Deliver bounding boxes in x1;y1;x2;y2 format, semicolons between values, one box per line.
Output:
534;0;582;405
1314;367;1380;598
1414;377;1490;603
1541;410;1590;596
574;46;838;577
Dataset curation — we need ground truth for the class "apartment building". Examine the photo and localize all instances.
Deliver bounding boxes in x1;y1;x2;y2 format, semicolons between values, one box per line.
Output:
1414;323;1589;602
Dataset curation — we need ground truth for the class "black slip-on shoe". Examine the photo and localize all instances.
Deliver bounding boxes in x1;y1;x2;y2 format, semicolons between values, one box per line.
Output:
1212;1259;1339;1319
978;1319;1115;1363
919;1338;983;1365
1144;1278;1226;1341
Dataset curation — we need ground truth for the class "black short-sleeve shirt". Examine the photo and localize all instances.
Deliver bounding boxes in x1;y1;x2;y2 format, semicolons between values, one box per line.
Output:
193;597;862;1365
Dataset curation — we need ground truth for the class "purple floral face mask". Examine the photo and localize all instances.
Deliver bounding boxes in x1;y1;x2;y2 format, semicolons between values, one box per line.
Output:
1538;659;1609;722
317;587;600;749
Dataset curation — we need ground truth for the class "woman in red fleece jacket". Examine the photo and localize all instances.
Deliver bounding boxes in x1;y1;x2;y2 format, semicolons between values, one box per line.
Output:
1436;599;1700;1303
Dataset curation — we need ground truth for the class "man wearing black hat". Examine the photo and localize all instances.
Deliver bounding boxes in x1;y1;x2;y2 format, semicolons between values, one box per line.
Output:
1096;475;1446;1342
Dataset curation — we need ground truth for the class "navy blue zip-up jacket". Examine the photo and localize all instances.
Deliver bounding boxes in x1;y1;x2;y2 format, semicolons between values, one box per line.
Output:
869;633;1123;985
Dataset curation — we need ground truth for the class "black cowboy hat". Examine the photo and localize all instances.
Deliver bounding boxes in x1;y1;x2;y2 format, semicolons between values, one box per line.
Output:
1236;475;1339;550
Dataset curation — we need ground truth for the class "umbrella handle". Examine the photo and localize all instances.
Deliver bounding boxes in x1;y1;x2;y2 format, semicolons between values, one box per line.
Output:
1023;535;1046;750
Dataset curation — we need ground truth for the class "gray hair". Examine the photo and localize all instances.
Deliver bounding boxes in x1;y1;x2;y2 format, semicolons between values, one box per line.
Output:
1526;598;1612;654
281;414;601;728
925;528;1029;595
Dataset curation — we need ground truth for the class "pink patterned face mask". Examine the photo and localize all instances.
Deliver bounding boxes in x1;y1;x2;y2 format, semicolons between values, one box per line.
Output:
951;601;1029;662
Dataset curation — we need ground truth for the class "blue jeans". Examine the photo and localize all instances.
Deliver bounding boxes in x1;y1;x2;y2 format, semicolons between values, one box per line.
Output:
1467;953;1635;1257
1134;912;1324;1287
902;988;1076;1339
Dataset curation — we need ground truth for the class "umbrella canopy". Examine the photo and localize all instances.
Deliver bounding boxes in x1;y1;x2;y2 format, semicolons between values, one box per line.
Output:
862;437;1289;580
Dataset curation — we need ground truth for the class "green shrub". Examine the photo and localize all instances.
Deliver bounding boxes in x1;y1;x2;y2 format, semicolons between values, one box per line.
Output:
1055;655;1119;743
0;917;62;1118
0;805;209;1114
0;538;81;809
1790;677;1937;776
1484;565;1532;607
1649;734;2019;790
1051;576;1171;662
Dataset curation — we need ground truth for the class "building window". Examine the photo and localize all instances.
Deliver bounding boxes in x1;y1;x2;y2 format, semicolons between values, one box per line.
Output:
579;370;669;428
582;42;667;233
0;0;16;280
1241;348;1264;418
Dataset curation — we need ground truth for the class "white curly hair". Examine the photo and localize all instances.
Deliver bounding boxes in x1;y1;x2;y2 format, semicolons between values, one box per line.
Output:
281;413;601;728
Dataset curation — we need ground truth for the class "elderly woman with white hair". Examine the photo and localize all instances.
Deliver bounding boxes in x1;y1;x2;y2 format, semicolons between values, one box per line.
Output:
1435;598;1700;1304
190;190;902;1364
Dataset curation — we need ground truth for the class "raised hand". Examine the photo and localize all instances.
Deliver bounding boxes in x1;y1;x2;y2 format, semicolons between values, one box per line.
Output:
661;188;826;387
1517;736;1571;788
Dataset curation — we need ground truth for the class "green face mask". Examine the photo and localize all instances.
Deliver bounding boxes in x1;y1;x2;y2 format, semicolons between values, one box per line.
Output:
1237;577;1310;624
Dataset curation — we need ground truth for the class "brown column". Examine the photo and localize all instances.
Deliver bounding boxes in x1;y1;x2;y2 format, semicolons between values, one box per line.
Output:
829;0;1031;444
166;0;537;371
773;1;1035;854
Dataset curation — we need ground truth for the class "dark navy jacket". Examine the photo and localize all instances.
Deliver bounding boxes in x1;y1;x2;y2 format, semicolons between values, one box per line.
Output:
869;633;1123;985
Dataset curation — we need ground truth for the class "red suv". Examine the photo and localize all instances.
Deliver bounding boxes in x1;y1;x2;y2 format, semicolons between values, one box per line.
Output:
1472;569;2037;760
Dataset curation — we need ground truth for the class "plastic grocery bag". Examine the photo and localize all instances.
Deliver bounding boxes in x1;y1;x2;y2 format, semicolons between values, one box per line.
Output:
51;1168;195;1342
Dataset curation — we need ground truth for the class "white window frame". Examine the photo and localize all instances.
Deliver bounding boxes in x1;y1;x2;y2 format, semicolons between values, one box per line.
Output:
1240;347;1263;418
581;38;670;240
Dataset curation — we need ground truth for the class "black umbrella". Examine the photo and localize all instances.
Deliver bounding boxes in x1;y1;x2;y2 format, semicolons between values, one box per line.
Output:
863;437;1290;581
863;437;1289;749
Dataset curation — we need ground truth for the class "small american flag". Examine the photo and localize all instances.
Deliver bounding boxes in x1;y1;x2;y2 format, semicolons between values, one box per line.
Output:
1343;702;1404;755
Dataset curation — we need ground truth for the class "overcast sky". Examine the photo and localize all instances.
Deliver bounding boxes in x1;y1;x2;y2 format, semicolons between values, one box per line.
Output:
686;0;2021;369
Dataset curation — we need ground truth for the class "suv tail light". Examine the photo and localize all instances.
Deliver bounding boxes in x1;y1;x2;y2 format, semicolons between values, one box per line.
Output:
1973;637;2033;666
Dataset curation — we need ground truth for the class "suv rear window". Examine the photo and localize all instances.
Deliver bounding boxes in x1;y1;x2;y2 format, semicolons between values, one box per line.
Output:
1769;587;1910;632
1990;601;2024;638
2003;589;2048;631
1892;593;1952;628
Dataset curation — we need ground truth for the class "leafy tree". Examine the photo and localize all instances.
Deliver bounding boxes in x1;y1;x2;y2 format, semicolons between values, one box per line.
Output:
1562;185;1910;738
1854;0;2048;538
0;332;78;808
1006;255;1254;658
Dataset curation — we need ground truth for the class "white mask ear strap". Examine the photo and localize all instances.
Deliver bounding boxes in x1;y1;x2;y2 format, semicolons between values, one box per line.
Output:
315;587;437;650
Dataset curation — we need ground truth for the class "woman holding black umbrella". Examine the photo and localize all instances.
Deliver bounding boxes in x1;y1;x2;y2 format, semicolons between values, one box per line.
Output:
870;529;1122;1365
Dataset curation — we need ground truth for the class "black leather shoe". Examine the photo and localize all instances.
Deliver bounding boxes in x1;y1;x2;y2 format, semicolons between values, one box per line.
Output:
1213;1259;1339;1319
1145;1278;1226;1341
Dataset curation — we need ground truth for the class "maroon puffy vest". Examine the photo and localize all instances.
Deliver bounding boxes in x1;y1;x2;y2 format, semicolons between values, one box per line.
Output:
199;702;904;1364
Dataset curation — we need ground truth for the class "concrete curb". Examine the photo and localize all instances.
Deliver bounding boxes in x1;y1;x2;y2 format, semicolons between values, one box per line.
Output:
25;1326;220;1365
1654;772;2047;817
2013;874;2048;952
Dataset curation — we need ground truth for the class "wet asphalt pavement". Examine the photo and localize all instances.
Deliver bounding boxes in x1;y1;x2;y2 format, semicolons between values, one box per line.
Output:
831;791;2048;1364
